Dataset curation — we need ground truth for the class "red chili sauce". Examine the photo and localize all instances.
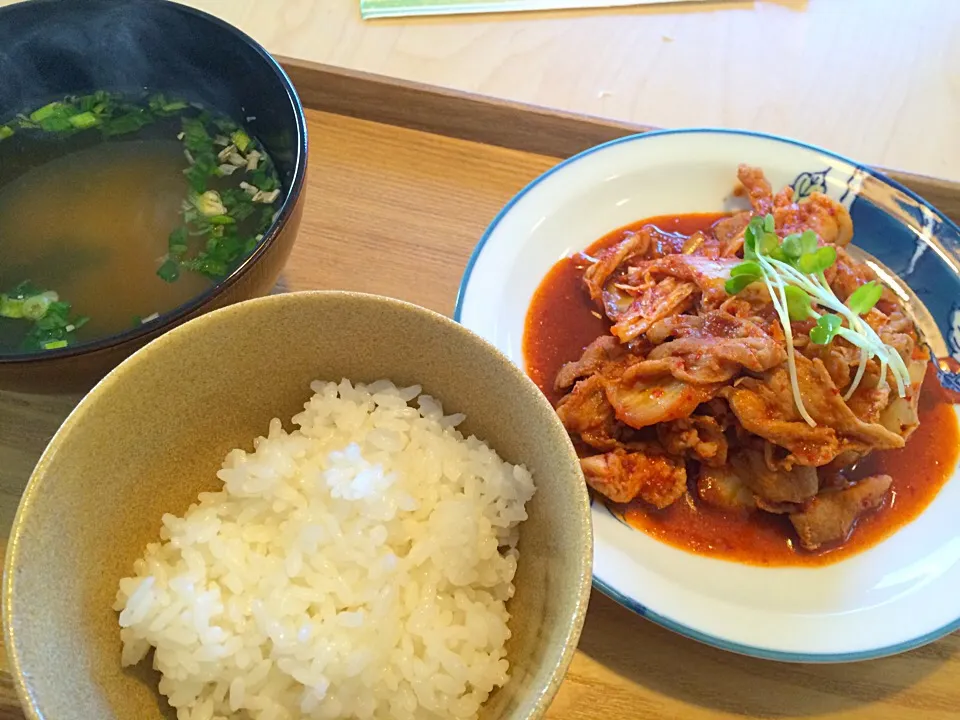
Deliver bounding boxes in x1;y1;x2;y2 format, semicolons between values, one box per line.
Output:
523;213;960;566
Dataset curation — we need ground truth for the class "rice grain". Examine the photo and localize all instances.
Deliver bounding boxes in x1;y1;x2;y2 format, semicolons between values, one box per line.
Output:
115;379;535;720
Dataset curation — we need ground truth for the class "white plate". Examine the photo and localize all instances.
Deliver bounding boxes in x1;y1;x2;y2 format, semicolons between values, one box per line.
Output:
455;128;960;661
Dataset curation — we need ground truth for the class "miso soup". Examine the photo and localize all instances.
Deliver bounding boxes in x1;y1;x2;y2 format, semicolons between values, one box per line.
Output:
0;91;283;354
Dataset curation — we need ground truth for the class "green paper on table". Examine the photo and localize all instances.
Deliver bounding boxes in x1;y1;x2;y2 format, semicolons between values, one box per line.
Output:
361;0;706;19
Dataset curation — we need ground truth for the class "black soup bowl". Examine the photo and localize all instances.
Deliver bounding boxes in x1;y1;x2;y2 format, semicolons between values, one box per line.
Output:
0;0;308;394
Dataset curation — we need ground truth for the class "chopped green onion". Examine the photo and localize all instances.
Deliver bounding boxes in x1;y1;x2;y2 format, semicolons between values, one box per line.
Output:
148;94;184;115
67;111;100;129
21;294;52;320
101;111;152;136
39;116;73;132
213;116;239;134
10;282;38;300
182;116;213;156
231;129;251;152
4;93;278;295
192;190;227;217
157;258;180;283
1;282;89;351
0;295;24;318
184;164;210;193
168;227;188;257
29;101;64;123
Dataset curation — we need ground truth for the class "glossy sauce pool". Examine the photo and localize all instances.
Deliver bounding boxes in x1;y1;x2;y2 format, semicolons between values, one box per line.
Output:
523;213;960;566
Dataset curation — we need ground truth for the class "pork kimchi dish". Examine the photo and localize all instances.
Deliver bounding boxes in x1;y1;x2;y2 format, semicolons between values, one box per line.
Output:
524;165;960;565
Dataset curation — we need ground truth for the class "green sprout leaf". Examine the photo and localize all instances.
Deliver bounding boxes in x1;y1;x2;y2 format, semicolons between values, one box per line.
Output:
743;218;761;260
799;230;818;254
768;245;789;262
781;233;803;259
797;245;837;275
726;259;765;295
784;285;812;321
810;314;842;345
725;273;760;295
848;280;883;315
781;230;819;261
758;231;780;256
728;210;911;424
731;261;763;278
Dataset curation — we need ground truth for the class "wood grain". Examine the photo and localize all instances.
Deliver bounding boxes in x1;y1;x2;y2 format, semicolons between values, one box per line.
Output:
160;0;960;184
281;60;650;159
280;60;960;224
2;109;960;718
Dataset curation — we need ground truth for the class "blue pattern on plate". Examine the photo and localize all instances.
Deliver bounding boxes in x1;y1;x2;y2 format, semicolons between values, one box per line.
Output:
787;163;960;390
791;168;830;200
845;178;960;385
932;349;960;393
950;304;960;361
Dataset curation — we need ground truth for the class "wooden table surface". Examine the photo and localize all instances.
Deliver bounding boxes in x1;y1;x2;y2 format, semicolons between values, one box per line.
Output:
160;0;960;184
2;108;960;719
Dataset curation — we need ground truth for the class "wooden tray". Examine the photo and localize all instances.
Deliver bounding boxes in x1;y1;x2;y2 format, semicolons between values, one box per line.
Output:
2;59;959;720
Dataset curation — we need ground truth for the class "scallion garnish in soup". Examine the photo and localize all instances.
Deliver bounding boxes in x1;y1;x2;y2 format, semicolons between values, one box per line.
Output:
0;91;283;354
0;282;89;351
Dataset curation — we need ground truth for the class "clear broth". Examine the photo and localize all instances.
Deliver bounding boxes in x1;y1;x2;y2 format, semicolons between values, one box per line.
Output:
0;139;211;349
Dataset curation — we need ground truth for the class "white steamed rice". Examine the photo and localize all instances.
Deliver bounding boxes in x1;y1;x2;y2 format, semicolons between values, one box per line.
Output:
115;379;535;720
